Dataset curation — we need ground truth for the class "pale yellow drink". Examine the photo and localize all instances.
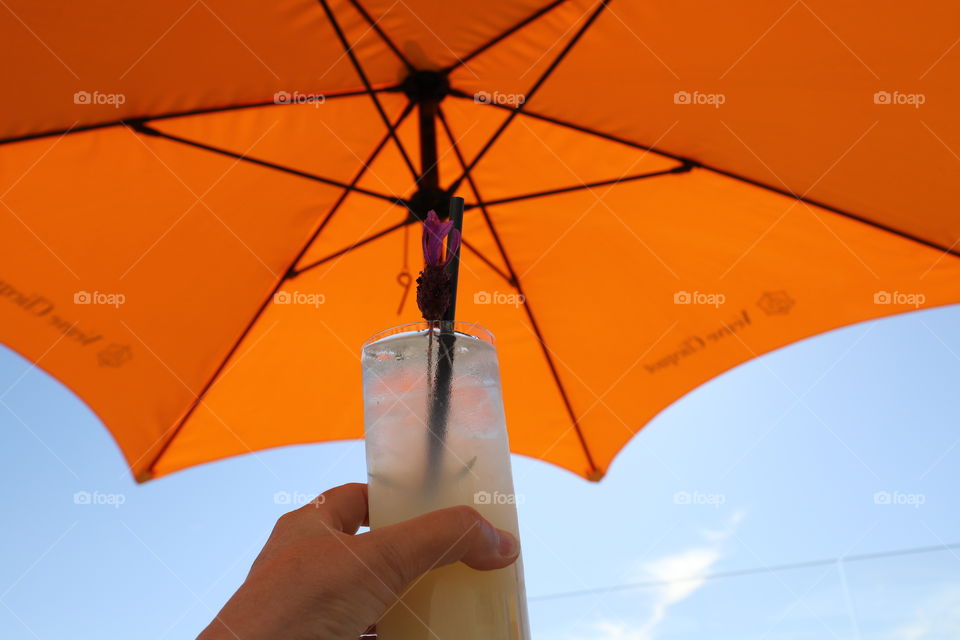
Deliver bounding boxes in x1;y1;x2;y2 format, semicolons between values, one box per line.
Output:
362;322;530;640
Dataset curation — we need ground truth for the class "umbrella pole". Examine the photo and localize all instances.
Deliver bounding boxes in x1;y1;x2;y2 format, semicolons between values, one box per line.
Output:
417;87;440;197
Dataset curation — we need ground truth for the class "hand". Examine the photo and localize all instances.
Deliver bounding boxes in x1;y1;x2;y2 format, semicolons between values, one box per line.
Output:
198;483;520;640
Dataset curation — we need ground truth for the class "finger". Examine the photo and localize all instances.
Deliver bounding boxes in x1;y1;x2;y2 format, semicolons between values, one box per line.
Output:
302;483;369;534
355;505;519;592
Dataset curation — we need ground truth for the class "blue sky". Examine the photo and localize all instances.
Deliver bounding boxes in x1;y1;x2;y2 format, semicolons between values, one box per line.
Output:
1;306;958;639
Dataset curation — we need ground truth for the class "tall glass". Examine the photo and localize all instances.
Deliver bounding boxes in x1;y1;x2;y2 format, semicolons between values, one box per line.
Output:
361;321;530;640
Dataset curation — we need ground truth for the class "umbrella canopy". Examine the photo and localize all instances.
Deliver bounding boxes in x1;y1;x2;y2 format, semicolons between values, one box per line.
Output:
1;0;958;482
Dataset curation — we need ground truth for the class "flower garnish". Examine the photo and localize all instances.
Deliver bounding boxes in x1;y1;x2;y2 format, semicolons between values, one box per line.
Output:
416;210;461;321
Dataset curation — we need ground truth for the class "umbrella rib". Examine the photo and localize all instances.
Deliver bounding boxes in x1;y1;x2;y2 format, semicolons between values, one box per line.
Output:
447;0;611;195
128;122;407;207
137;105;414;479
286;99;416;277
345;0;416;72
0;86;401;147
437;104;601;478
441;0;571;74
696;163;960;259
451;94;960;260
448;91;686;163
291;220;408;274
432;107;513;285
316;0;420;183
464;164;692;209
460;238;513;284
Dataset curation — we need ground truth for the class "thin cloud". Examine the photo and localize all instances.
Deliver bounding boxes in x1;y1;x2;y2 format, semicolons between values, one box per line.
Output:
566;510;745;640
633;510;743;638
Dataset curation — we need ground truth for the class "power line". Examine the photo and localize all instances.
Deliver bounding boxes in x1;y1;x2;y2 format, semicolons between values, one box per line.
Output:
529;540;960;602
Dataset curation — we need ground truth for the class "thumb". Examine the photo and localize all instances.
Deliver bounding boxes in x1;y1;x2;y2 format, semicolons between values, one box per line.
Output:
355;505;520;592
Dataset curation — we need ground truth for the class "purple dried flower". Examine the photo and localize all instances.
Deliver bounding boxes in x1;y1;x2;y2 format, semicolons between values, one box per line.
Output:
416;210;460;321
421;210;460;267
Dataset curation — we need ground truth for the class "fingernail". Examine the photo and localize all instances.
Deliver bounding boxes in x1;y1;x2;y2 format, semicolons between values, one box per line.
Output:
497;530;519;557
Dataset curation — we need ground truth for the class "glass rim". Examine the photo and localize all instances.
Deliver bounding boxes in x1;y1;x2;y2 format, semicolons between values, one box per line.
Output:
362;321;495;350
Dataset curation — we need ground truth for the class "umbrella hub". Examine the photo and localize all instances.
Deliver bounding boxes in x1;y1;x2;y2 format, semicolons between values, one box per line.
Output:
401;70;450;103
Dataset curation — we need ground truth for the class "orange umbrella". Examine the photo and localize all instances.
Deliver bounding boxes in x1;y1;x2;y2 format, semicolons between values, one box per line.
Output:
1;1;958;482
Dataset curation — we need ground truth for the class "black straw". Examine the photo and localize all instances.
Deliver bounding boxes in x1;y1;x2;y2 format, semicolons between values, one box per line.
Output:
442;197;464;323
425;197;464;486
